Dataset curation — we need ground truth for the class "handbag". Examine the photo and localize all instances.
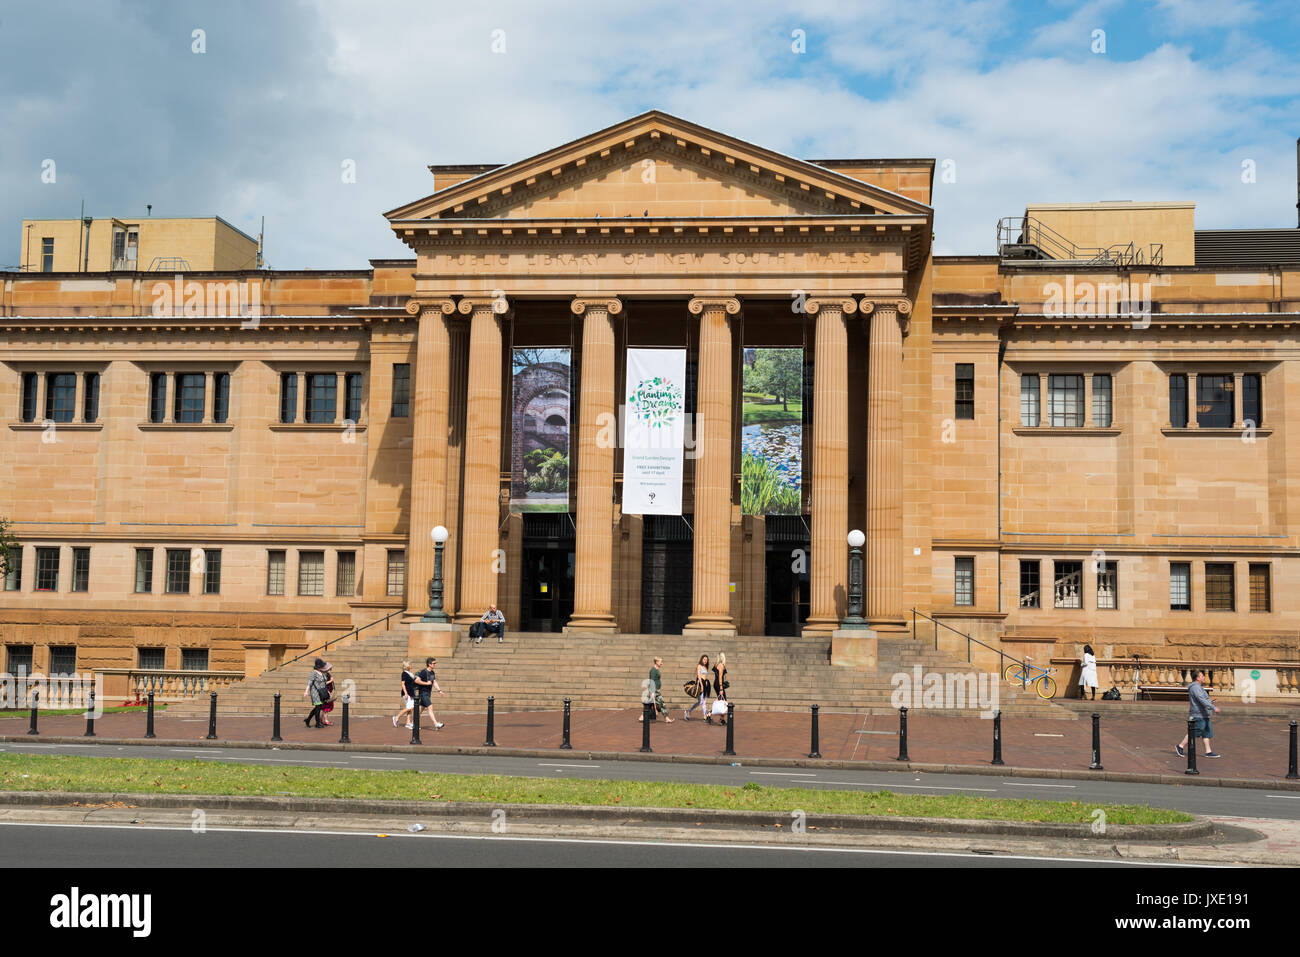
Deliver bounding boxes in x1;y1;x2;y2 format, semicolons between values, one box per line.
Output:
683;679;700;698
1101;687;1121;701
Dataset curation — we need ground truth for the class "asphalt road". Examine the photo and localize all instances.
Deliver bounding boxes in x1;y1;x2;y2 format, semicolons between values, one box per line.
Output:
3;740;1296;821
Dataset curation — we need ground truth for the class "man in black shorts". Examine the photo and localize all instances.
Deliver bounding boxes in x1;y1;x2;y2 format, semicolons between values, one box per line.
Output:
413;657;445;730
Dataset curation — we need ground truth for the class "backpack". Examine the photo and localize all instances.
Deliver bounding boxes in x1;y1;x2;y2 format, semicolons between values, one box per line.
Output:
1101;687;1122;701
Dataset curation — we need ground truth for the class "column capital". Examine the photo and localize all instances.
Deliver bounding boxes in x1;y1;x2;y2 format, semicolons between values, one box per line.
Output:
804;297;858;317
456;295;513;319
570;296;623;317
405;298;456;317
860;297;913;335
687;296;741;317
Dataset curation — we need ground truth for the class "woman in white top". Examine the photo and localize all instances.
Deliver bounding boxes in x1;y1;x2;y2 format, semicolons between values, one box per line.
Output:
1079;644;1099;700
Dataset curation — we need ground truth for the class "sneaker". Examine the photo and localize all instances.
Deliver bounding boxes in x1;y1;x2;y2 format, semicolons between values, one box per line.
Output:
392;716;398;727
498;637;504;643
1204;751;1222;758
405;723;413;730
1175;744;1185;757
435;722;445;730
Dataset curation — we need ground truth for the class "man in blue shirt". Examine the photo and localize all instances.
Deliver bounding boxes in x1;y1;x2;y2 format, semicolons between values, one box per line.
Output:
471;604;506;643
1175;670;1221;758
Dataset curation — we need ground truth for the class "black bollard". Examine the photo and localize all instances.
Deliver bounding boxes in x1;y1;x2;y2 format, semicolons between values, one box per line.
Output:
339;699;351;744
723;701;735;757
1089;712;1103;770
809;704;822;760
84;690;96;738
1185;716;1199;775
991;710;1004;765
410;698;422;745
484;696;496;747
1287;720;1298;780
144;691;156;739
896;706;910;762
640;701;653;753
205;692;218;740
26;690;38;736
271;692;282;743
560;698;572;750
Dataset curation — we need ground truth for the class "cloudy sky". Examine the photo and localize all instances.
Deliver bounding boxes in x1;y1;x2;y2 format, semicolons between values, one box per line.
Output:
2;0;1298;270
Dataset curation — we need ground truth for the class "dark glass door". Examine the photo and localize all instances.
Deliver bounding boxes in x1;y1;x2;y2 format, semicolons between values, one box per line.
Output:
641;515;693;634
522;548;574;632
764;516;810;636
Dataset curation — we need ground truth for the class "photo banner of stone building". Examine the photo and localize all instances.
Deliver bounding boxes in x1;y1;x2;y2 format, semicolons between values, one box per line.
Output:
510;347;571;512
622;347;686;515
741;346;803;515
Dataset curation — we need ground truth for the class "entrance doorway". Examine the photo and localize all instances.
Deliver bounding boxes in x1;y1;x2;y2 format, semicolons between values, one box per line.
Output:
764;516;810;636
520;513;575;632
640;515;693;634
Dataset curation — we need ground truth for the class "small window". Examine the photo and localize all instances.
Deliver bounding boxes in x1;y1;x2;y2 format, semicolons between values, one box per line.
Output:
181;649;209;671
83;372;100;423
306;373;336;424
213;372;230;424
954;556;974;606
4;547;22;591
337;550;356;597
391;364;411;418
135;548;154;593
137;647;166;670
1169;373;1188;428
41;238;54;273
1091;374;1112;427
165;548;190;594
45;373;76;423
1019;374;1040;427
1053;560;1082;609
1170;562;1191;610
1249;563;1270;612
1096;560;1117;610
203;549;221;595
6;645;34;678
280;373;298;424
71;547;90;592
1205;562;1235;611
21;372;38;423
35;547;60;591
954;364;974;420
1197;374;1233;428
1242;374;1261;427
345;373;363;423
174;373;206;423
150;372;168;423
49;645;76;676
1048;375;1084;427
387;549;406;598
1018;559;1040;608
298;551;325;596
267;550;286;596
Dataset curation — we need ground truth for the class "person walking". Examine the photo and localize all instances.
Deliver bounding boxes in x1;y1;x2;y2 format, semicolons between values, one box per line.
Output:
413;656;446;730
1176;669;1222;758
319;664;336;726
1078;644;1099;701
711;652;729;725
393;660;417;729
640;657;674;723
684;654;712;723
302;658;329;728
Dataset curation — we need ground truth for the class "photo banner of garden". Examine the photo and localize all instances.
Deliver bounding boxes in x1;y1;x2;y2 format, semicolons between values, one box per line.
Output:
510;347;571;512
741;347;803;515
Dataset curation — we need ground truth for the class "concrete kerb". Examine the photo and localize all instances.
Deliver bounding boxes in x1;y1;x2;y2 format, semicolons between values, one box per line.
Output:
0;789;1215;842
5;733;1300;791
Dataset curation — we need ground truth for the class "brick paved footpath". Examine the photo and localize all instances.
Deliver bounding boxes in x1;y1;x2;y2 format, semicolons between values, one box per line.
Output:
3;704;1298;783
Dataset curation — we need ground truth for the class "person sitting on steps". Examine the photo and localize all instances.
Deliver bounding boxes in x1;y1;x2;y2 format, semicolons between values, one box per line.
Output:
470;604;506;644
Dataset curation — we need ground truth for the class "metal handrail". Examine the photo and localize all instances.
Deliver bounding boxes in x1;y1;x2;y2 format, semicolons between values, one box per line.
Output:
271;610;403;674
910;608;1034;689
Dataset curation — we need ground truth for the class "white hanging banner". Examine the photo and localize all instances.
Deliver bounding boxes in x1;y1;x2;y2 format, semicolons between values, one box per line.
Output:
622;348;686;516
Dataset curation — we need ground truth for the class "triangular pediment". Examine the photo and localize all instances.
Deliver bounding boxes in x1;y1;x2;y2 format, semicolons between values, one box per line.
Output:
386;111;931;223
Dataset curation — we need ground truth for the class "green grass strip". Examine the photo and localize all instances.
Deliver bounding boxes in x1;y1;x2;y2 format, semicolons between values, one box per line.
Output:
0;754;1191;825
0;706;167;717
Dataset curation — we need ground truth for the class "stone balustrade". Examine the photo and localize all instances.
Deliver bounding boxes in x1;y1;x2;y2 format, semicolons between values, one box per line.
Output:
1050;657;1300;699
96;669;245;703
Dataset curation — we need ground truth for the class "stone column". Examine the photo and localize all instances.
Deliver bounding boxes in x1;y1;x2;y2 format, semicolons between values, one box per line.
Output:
803;297;856;635
566;297;622;632
1232;372;1244;427
864;298;911;632
442;321;470;618
1187;372;1199;429
456;296;510;621
404;299;456;620
684;296;740;635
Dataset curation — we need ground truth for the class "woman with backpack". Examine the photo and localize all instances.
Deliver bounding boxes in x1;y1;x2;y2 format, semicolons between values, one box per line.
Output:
684;654;712;723
303;658;329;728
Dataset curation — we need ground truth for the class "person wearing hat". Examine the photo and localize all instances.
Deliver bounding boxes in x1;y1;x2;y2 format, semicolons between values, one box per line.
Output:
303;658;330;728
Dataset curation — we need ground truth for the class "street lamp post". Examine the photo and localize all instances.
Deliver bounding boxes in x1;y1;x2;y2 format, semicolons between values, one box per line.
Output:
840;528;870;631
423;525;450;623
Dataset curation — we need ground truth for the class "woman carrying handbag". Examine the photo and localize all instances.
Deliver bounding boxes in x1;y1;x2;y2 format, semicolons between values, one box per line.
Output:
711;652;729;725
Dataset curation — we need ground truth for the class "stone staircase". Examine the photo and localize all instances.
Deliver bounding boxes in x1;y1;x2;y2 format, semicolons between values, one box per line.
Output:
170;628;1074;720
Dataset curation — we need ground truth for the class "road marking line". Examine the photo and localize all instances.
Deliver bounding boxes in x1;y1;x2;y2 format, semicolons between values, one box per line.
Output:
353;756;406;761
169;748;225;753
537;763;600;769
1003;782;1076;789
1267;795;1300;800
1033;733;1065;738
749;772;817;777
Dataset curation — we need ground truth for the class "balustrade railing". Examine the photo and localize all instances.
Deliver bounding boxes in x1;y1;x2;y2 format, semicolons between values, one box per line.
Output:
96;669;245;702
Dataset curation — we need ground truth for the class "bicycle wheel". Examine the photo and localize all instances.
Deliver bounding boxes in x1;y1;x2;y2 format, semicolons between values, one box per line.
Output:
1037;675;1057;699
1004;663;1023;684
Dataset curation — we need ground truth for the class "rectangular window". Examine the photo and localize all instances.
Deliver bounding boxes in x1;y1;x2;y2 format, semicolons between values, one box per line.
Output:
45;372;76;423
337;550;356;597
174;373;206;423
280;373;298;423
181;649;209;671
1053;560;1083;608
345;373;363;423
1019;374;1040;427
1018;560;1040;608
391;364;411;418
1243;373;1261;427
203;549;221;595
138;647;166;670
213;372;230;423
306;373;336;424
267;550;286;596
150;372;167;423
7;645;34;678
1205;562;1235;611
298;551;325;596
1197;374;1233;428
1096;560;1117;610
1169;373;1188;428
954;556;974;606
41;238;54;272
1170;562;1191;610
387;549;406;598
165;548;190;594
135;549;154;593
49;645;76;675
83;372;100;423
1249;563;1271;613
1047;375;1084;427
1091;374;1112;427
35;547;60;591
5;548;22;590
71;547;90;592
954;364;974;420
21;372;38;422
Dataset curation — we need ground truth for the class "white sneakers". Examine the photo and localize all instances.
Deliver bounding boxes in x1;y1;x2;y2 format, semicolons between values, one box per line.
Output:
435;721;445;730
